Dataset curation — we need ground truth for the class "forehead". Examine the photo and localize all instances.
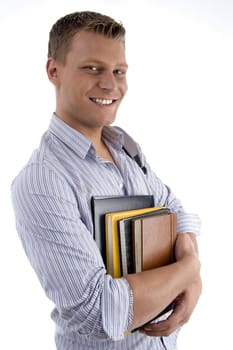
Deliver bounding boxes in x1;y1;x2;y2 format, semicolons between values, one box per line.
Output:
68;30;127;65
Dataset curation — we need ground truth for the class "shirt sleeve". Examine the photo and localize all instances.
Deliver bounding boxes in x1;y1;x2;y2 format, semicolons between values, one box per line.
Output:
11;162;133;340
137;145;201;236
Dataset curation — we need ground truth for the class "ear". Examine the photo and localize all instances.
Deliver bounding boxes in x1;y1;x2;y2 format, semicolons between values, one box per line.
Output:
46;58;59;85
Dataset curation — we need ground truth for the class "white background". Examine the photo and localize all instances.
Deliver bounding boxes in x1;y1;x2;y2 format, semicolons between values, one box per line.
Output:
1;0;233;349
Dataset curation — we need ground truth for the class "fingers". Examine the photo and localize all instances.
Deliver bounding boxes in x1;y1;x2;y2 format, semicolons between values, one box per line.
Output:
140;316;180;337
139;294;187;337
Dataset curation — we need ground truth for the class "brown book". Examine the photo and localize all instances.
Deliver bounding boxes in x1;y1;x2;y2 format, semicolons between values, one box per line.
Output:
132;212;177;272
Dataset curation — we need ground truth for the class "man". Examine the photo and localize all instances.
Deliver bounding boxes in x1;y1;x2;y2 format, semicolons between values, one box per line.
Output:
11;11;201;350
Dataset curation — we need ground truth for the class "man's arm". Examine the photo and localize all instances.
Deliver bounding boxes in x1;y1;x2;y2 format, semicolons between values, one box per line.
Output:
125;233;201;331
124;144;202;334
11;163;133;340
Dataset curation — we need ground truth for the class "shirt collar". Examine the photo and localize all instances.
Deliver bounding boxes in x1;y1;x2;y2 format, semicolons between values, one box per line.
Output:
48;114;124;159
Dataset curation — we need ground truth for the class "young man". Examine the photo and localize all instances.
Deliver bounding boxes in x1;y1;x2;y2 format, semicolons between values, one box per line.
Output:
11;11;201;350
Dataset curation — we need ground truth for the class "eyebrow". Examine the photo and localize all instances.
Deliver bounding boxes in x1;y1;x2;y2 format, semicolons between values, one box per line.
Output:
79;59;128;69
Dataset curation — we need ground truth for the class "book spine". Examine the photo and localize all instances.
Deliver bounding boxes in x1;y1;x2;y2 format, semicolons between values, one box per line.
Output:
119;221;128;276
133;220;142;273
106;215;113;275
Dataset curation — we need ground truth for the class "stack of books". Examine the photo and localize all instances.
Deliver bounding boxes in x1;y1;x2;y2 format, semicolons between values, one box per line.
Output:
91;195;177;278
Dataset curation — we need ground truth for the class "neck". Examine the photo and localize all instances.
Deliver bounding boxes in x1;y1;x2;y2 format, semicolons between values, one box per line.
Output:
54;112;104;145
54;112;114;162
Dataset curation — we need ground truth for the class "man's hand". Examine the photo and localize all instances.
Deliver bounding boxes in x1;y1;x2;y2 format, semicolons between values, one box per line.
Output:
140;277;202;336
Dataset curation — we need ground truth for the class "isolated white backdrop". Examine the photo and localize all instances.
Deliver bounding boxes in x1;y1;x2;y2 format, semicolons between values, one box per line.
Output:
1;0;233;349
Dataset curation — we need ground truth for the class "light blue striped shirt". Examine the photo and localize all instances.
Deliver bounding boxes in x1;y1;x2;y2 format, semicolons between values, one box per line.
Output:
11;114;201;349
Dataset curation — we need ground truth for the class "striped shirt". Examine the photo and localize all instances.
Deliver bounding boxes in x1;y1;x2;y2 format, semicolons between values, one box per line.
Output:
11;114;201;350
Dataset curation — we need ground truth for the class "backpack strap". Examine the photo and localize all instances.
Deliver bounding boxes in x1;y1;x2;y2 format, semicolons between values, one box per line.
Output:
114;126;147;175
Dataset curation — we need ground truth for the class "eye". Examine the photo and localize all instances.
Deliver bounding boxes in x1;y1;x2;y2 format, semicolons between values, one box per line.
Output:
114;68;127;76
88;66;98;72
82;66;100;73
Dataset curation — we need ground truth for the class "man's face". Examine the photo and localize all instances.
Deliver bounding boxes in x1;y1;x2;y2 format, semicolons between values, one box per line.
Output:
48;30;128;132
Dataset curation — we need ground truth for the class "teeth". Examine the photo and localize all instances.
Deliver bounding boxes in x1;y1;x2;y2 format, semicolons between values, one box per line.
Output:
92;98;114;105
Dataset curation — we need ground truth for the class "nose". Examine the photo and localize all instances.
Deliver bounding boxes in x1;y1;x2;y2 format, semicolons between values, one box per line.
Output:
98;71;117;90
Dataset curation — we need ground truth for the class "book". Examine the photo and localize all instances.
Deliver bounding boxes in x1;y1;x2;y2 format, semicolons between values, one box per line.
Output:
132;212;177;273
105;206;165;277
130;212;177;332
118;207;170;276
91;195;154;263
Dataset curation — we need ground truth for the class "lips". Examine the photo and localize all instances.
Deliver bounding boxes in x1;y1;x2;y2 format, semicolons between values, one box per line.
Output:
90;97;117;105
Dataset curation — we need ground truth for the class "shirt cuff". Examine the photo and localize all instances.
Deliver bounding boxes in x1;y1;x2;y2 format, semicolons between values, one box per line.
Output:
102;276;133;340
176;212;201;236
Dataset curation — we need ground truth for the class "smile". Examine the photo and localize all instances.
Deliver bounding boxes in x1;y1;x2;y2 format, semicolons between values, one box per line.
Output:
90;98;116;105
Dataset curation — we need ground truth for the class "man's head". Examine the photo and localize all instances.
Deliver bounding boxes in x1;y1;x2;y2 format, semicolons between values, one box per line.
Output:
48;11;126;63
47;11;128;134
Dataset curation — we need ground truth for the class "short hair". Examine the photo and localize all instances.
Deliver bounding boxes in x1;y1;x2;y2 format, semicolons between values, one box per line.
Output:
48;11;126;63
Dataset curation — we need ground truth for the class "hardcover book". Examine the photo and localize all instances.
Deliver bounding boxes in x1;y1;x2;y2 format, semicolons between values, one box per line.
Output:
132;212;177;273
131;212;177;332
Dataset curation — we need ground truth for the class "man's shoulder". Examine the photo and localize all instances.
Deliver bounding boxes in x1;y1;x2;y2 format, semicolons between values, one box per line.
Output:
11;133;69;192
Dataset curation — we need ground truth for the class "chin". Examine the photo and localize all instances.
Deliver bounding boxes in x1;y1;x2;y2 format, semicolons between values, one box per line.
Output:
105;118;116;126
102;114;117;125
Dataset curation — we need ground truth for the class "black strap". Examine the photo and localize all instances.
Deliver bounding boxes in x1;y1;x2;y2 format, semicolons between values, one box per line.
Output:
114;126;147;175
160;337;168;350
